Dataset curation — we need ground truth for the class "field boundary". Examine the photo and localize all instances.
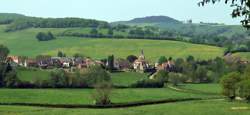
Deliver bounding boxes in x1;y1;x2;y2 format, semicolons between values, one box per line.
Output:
0;97;222;109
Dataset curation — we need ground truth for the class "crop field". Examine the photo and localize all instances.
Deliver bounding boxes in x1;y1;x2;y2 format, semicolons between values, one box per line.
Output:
0;25;224;62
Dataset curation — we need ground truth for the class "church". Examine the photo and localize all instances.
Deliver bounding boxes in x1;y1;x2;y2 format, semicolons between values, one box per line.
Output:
133;50;149;72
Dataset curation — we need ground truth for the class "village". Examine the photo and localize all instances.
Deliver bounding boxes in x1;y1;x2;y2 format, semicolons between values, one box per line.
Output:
7;50;175;78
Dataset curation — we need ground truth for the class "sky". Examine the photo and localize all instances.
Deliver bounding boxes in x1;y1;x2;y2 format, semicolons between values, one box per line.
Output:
0;0;243;25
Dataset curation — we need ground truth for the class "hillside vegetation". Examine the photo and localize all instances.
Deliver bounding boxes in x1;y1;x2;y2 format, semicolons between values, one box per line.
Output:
0;25;224;61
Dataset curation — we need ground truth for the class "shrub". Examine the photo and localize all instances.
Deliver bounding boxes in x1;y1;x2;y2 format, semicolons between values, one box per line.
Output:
168;72;186;86
4;71;20;88
36;32;56;41
131;79;164;88
220;72;242;100
238;80;250;102
85;65;111;87
92;82;112;105
49;69;69;88
154;70;168;83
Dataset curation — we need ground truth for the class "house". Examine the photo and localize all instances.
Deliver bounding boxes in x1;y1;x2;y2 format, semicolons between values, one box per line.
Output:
156;57;175;72
7;56;19;64
114;58;131;70
133;50;149;72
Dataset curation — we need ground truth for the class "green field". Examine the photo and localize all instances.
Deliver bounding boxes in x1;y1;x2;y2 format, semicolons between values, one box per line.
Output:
179;84;222;94
233;52;250;61
0;84;246;115
17;69;146;86
0;25;224;62
0;88;218;105
1;100;250;115
111;72;148;86
17;69;51;82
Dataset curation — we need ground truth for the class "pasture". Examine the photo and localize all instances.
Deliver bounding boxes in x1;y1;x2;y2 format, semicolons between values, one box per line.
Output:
0;25;224;62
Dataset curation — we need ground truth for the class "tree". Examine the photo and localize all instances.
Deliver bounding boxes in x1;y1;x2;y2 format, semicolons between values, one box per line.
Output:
57;51;66;57
85;65;111;86
126;55;138;63
92;82;112;105
246;41;250;50
0;45;9;87
0;45;10;63
194;66;210;83
154;70;168;83
90;28;98;35
4;71;20;88
73;53;84;58
238;80;250;102
108;29;113;36
186;55;195;63
220;72;242;100
168;72;186;86
158;56;167;65
36;32;55;41
107;55;114;71
199;0;250;28
49;69;69;88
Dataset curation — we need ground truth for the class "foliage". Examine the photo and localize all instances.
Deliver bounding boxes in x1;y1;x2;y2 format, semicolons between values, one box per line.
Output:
168;72;186;86
154;70;169;83
85;65;111;86
126;55;138;63
158;56;167;65
237;80;250;102
57;51;66;57
4;71;20;88
92;82;112;105
107;55;114;71
36;32;55;41
131;79;164;88
220;72;241;99
0;44;9;62
199;0;250;28
49;69;69;88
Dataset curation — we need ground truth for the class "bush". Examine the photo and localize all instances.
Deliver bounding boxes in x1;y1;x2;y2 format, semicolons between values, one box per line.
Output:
85;65;111;87
131;79;164;88
36;32;56;41
168;72;186;86
220;72;242;100
4;71;20;88
238;80;250;102
49;69;69;88
154;70;168;83
92;82;112;105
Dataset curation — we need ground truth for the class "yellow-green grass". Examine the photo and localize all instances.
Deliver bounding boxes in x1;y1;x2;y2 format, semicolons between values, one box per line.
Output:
17;69;146;86
233;52;250;61
17;69;51;82
179;84;222;94
0;88;219;105
0;25;224;62
111;72;148;86
0;100;249;115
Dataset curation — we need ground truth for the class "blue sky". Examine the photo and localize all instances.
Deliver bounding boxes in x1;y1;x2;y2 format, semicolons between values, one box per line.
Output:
0;0;242;25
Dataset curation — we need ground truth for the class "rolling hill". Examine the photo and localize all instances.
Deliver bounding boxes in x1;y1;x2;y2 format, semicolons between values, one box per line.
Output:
0;25;224;62
112;15;248;39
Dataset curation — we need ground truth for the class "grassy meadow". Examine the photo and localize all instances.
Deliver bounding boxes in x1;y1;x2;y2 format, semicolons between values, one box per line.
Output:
0;25;224;62
0;88;220;105
0;100;250;115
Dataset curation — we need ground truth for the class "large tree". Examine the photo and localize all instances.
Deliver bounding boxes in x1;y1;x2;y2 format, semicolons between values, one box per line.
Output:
199;0;250;28
0;45;9;63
